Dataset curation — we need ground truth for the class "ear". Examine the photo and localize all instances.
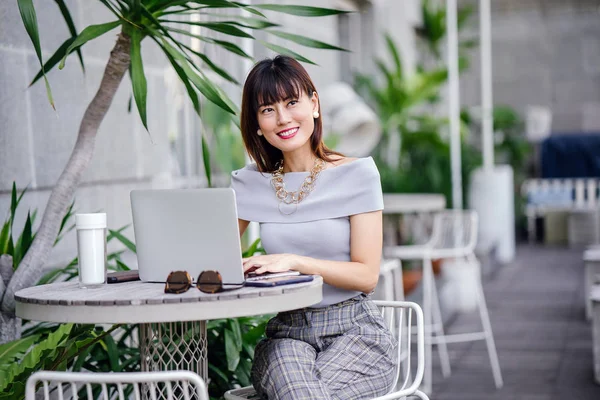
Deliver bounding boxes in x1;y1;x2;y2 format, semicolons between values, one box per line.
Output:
311;91;319;112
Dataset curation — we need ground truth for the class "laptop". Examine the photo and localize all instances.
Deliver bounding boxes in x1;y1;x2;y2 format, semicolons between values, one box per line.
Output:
130;188;306;286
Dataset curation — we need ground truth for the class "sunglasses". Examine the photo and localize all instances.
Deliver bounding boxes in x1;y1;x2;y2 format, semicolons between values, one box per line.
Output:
164;270;245;294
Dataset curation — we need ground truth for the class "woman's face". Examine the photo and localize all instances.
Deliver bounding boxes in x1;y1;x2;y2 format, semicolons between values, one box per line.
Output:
256;90;318;154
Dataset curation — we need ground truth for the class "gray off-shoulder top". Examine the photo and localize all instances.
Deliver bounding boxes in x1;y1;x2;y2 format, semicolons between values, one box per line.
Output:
230;157;384;308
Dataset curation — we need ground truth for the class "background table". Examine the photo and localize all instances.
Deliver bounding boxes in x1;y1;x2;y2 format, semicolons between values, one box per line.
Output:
383;193;446;214
383;194;446;246
16;278;323;383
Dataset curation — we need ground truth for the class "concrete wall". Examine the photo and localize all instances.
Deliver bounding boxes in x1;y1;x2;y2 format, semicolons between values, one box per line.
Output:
460;0;600;132
0;0;420;268
0;0;171;267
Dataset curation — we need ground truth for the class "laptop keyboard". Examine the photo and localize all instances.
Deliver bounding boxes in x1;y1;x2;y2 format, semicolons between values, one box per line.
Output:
245;271;301;281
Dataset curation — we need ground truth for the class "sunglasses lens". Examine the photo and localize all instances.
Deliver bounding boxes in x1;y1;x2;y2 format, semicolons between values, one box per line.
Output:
165;271;192;294
197;270;223;294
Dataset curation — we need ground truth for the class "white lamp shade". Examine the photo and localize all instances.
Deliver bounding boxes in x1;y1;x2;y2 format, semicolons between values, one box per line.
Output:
319;82;381;157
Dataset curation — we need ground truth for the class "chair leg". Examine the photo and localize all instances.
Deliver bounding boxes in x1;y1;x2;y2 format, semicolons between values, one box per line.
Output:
428;259;451;378
472;255;504;389
422;257;433;395
413;389;431;400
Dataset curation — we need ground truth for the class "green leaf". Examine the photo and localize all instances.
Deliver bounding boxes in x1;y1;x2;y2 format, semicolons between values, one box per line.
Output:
0;323;73;393
205;38;253;59
17;0;55;110
158;39;236;114
0;335;39;366
0;222;10;255
260;41;316;65
55;200;75;245
224;328;240;371
254;4;350;17
167;27;254;60
29;36;76;87
153;0;267;18
54;0;85;72
162;20;254;38
130;28;148;131
164;16;278;30
9;182;18;230
180;43;238;84
242;238;262;258
201;134;212;188
107;229;136;253
107;225;128;241
59;21;121;69
384;33;403;77
208;363;230;384
213;14;279;29
267;30;348;51
13;211;33;268
102;334;120;371
159;41;201;117
228;319;242;352
234;357;252;387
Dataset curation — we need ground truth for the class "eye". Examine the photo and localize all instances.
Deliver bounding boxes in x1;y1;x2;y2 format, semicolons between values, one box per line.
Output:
288;99;298;106
261;107;274;114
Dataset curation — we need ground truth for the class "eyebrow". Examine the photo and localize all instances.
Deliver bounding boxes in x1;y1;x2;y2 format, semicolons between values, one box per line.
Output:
258;97;297;108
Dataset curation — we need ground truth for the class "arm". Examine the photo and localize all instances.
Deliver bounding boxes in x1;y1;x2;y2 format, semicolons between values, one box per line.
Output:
243;210;382;294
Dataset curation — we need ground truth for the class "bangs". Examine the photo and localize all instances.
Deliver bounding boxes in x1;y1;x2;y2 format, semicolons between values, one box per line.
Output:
253;67;308;111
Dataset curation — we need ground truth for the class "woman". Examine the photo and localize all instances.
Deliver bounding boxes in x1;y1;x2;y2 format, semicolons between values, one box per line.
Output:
231;55;396;400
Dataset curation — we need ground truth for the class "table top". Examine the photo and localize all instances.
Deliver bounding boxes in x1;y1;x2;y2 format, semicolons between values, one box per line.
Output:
15;277;323;324
383;193;446;214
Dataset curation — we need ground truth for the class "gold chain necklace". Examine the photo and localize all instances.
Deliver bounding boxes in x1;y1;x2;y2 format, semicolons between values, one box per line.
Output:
271;158;326;215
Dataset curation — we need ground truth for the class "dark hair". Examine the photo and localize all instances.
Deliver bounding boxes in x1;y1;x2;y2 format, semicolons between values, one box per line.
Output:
240;55;343;172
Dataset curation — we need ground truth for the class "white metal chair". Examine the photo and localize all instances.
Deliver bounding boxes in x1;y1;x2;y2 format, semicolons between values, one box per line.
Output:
225;301;429;400
384;209;503;393
25;370;209;400
584;247;600;320
373;258;405;302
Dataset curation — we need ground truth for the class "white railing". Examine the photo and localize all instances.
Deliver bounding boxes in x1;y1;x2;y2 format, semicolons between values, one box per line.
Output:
521;178;600;242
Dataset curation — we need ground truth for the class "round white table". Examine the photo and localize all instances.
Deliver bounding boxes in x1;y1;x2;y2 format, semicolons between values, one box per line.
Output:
15;277;323;383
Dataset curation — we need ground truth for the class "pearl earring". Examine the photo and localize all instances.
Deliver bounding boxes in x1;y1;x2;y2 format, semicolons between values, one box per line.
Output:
313;111;320;119
257;129;263;136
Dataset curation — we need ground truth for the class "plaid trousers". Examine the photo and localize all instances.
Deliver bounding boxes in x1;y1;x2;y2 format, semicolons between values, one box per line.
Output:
251;295;397;400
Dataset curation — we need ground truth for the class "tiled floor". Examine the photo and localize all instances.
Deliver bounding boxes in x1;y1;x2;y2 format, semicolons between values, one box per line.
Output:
430;245;600;399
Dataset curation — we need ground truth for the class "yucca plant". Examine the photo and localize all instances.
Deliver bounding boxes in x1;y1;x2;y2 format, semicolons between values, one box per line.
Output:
1;0;348;342
0;183;76;343
415;0;476;65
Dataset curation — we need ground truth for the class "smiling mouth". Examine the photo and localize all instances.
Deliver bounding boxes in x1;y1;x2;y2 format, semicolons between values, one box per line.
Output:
277;127;299;139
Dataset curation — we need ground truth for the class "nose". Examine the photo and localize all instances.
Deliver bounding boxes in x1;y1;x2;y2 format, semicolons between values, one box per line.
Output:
276;105;292;126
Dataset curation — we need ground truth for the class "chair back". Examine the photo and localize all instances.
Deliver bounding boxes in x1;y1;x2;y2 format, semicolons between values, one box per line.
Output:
25;370;209;400
373;300;425;397
374;259;404;301
429;210;478;254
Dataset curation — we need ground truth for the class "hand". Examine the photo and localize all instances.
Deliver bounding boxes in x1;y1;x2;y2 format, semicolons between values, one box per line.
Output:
242;254;300;275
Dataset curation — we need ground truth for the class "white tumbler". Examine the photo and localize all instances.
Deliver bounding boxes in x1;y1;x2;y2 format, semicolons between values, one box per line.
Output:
75;213;107;288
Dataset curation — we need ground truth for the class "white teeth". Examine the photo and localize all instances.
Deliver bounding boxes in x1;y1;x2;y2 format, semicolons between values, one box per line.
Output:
278;128;298;138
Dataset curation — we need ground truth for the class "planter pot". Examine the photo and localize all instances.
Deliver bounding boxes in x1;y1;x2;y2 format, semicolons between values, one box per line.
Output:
403;269;423;296
440;257;481;312
432;259;443;275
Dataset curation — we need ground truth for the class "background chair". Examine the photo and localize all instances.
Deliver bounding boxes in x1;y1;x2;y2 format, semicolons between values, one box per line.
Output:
384;209;503;394
225;301;429;400
26;370;209;400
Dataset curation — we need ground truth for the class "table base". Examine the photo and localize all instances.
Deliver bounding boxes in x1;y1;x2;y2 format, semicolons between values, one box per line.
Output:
139;321;207;399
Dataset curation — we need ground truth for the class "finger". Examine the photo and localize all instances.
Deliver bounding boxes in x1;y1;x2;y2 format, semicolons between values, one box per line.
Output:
255;266;269;274
244;263;259;272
